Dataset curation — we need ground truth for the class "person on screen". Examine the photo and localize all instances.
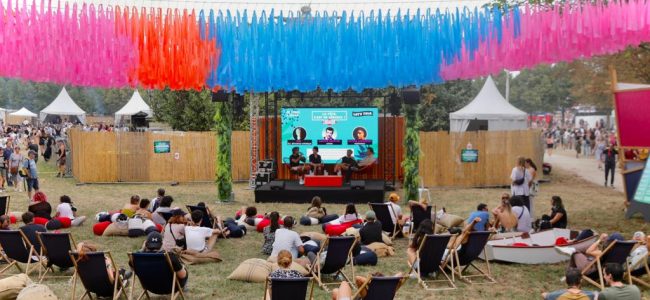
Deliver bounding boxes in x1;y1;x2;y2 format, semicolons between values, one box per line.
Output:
289;147;310;180
293;127;306;141
334;150;359;182
358;147;377;167
308;146;324;175
323;127;335;141
353;127;367;141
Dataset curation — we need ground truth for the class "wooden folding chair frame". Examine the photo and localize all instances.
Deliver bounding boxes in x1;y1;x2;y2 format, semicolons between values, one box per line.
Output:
368;203;399;240
450;232;496;285
186;205;228;239
580;241;633;290
630;253;650;288
309;236;358;292
351;275;407;299
37;232;77;283
0;230;41;277
408;234;457;291
128;252;185;300
70;251;129;300
263;277;315;300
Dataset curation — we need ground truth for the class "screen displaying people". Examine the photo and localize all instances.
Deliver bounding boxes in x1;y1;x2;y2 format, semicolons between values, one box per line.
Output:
288;127;311;145
348;126;372;145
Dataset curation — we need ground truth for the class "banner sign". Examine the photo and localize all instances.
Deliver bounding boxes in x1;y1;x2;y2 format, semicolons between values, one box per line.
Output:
154;141;171;154
461;149;479;163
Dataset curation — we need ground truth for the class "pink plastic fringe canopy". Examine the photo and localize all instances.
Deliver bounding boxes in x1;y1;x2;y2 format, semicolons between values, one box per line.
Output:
441;0;650;80
0;0;136;88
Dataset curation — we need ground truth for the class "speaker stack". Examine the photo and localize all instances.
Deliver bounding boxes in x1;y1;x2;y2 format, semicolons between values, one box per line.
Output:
255;160;277;187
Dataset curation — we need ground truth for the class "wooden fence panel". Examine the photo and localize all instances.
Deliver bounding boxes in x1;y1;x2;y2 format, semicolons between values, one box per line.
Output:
69;130;118;182
117;132;149;182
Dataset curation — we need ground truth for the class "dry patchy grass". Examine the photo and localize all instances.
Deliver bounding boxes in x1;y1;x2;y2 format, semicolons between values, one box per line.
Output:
6;159;649;299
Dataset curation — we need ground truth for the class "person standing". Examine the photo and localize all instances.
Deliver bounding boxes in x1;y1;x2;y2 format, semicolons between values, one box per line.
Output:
525;158;538;217
56;140;66;177
0;146;6;192
23;150;39;200
2;141;12;188
9;146;23;192
604;143;618;188
510;157;532;211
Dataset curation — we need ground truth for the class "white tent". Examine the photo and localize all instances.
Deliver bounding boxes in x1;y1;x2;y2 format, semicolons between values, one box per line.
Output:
39;87;86;124
449;76;528;132
10;107;37;117
114;90;153;125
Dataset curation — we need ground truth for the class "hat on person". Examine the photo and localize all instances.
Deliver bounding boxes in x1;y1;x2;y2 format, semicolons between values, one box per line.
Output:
633;231;645;240
365;210;376;220
145;232;163;251
607;232;625;244
388;193;400;203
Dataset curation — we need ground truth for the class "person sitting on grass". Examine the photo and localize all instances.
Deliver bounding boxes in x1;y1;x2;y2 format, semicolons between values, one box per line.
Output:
148;188;165;212
136;199;152;220
542;267;596;300
510;196;532;233
303;196;338;224
359;211;383;246
235;206;263;227
540;196;568;230
162;209;187;252
28;191;51;221
185;210;225;253
271;216;309;267
492;198;517;232
262;212;281;255
122;195;140;215
19;212;46;253
138;232;188;289
466;203;490;231
332;203;360;224
152;196;175;225
54;195;87;226
600;263;641;300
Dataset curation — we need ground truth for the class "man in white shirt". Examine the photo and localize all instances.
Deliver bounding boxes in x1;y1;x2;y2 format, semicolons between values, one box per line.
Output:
270;216;304;258
510;157;533;210
510;196;532;233
185;210;221;252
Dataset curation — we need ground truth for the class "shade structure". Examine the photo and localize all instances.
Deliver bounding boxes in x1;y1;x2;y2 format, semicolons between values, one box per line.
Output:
114;90;153;125
449;76;527;132
9;107;37;117
39;87;86;124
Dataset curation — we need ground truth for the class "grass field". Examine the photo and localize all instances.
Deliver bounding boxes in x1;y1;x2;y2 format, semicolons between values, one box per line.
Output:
6;158;649;299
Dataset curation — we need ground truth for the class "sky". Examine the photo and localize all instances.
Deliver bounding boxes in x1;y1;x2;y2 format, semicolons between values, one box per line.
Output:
1;0;491;15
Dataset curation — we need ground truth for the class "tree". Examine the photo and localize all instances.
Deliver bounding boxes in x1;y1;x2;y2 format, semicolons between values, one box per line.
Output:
418;80;479;131
508;63;573;113
150;89;216;131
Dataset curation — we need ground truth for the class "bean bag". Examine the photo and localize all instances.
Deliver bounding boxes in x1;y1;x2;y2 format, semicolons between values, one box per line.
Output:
353;250;378;266
438;214;465;228
300;232;327;243
224;220;246;238
324;220;363;236
180;249;222;265
0;274;32;300
33;217;49;226
9;214;16;224
365;242;395;257
55;217;72;228
16;283;57;300
256;218;284;233
121;209;136;218
269;261;309;276
93;221;111;236
299;216;318;226
227;258;272;283
102;223;129;236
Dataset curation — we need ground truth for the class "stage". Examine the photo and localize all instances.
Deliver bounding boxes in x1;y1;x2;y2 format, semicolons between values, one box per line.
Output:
254;180;386;203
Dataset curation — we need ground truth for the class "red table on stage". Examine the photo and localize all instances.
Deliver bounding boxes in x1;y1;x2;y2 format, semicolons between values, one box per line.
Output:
304;175;344;187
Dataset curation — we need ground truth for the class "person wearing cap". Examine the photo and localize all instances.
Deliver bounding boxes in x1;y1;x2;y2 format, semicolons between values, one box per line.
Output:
139;232;188;288
359;210;383;245
23;150;39;199
387;193;405;233
629;232;649;274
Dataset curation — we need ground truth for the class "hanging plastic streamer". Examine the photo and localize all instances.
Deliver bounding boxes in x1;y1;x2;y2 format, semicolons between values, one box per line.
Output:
441;0;650;80
0;0;136;88
205;7;510;92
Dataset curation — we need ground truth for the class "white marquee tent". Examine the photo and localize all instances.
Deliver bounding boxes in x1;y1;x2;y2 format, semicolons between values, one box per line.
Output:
114;90;153;125
10;107;37;117
449;76;528;132
40;87;86;124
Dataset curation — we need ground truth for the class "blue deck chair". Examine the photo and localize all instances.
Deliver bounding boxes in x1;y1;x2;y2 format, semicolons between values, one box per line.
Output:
186;205;215;228
159;211;173;223
408;205;433;240
37;232;76;282
0;230;40;276
264;277;314;300
581;240;636;290
352;275;406;300
129;252;185;300
452;231;495;284
309;236;357;291
368;203;398;239
0;196;10;216
408;234;456;290
70;251;127;300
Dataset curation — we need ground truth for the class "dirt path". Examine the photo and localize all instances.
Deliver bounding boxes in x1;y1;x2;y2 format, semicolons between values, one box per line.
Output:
544;148;624;193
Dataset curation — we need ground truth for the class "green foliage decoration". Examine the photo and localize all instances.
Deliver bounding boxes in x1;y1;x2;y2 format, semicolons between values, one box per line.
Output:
402;103;421;202
214;99;233;202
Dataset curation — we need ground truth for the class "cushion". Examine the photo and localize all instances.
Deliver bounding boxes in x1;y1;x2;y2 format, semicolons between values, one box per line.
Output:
180;249;222;265
269;261;309;276
55;217;72;228
16;284;57;300
9;214;16;224
344;227;360;237
324;220;362;236
93;221;111;236
256;218;284;233
300;232;327;243
0;274;31;300
365;242;395;257
299;216;312;226
33;217;49;226
121;209;136;218
381;233;393;246
102;223;129;236
227;258;272;283
438;214;464;228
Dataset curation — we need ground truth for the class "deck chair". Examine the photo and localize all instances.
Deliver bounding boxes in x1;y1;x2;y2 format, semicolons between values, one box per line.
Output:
451;231;495;284
581;240;636;290
352;275;406;300
309;236;357;291
630;252;650;288
158;211;173;223
408;205;433;240
186;205;215;228
70;251;128;300
37;232;76;282
129;252;185;300
264;277;314;300
408;234;456;290
0;195;10;216
368;203;398;239
0;230;40;276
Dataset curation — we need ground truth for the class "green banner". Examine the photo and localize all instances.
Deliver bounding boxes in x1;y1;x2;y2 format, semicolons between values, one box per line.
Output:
153;141;171;154
461;149;478;163
635;166;650;204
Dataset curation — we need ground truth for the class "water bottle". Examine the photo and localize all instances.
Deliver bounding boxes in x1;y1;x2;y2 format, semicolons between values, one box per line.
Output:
324;170;328;175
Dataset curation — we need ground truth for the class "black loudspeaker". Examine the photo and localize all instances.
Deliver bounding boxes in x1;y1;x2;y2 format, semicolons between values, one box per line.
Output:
269;181;285;191
402;88;421;104
388;92;402;116
350;180;365;190
212;90;228;102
